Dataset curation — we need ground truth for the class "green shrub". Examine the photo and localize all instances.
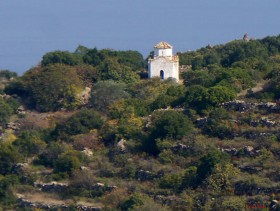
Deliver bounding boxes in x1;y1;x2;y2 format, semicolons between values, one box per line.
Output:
0;175;19;206
0;98;13;127
53;109;104;139
159;173;183;191
54;152;81;176
120;195;144;211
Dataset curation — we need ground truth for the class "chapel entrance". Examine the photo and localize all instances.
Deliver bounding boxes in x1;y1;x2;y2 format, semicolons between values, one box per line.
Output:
160;70;164;80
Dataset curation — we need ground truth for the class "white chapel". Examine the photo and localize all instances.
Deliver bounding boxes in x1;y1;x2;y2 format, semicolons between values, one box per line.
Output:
148;41;179;82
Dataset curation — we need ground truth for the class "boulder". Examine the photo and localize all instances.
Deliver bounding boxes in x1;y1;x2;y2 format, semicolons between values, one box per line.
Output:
244;146;254;156
82;148;93;157
269;200;279;210
117;139;126;152
136;170;156;181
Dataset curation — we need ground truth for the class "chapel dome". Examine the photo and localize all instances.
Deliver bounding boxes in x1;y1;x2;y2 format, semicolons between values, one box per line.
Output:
154;41;173;49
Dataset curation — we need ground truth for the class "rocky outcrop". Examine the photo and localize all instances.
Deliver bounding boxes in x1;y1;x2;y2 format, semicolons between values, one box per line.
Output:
222;100;280;112
35;181;117;193
219;145;256;157
82;148;93;157
6;122;20;130
117;139;126;152
12;163;29;174
172;143;191;153
222;100;255;112
90;182;117;192
17;197;102;210
238;165;263;174
35;182;68;193
245;117;278;128
269;200;279;210
136;170;163;181
154;195;189;207
234;183;280;196
17;106;26;115
77;87;91;105
136;170;157;181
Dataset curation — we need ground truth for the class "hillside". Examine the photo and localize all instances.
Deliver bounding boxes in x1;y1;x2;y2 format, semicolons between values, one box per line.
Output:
0;35;280;210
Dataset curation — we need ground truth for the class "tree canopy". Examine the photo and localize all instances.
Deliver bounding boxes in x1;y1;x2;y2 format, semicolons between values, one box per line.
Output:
21;64;84;112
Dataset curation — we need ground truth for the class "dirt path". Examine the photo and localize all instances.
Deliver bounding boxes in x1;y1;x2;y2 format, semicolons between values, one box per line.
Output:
237;80;269;97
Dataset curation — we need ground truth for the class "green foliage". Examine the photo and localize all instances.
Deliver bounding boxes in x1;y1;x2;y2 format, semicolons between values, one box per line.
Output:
120;195;144;211
98;57;140;83
144;110;192;155
180;38;277;69
3;79;27;97
0;143;20;175
196;149;229;185
0;98;13;127
41;50;82;66
54;151;82;176
150;110;192;140
90;80;130;112
180;36;280;109
112;50;145;71
219;196;246;211
75;64;99;85
81;48;144;82
13;131;46;157
202;108;234;139
22;64;84;111
183;70;215;88
5;97;20;113
128;78;175;101
182;166;197;188
185;85;208;111
152;95;175;111
0;174;19;206
35;142;64;167
0;70;17;79
109;98;150;118
206;85;236;107
207;163;240;194
116;115;143;140
185;85;236;113
159;173;183;191
53;109;104;139
150;85;186;110
83;47;102;66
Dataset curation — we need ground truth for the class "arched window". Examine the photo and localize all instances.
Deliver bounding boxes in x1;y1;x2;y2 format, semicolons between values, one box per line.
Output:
160;70;164;80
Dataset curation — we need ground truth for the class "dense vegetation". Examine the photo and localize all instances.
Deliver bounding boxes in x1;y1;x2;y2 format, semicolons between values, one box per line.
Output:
0;34;280;210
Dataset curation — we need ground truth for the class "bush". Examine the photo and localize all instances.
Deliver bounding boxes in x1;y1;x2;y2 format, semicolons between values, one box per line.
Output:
218;196;246;211
0;70;17;79
120;195;144;211
90;80;130;112
0;175;19;206
150;110;192;140
53;109;104;139
0;143;20;175
22;64;84;112
13;131;46;157
0;98;13;127
144;110;192;155
196;149;229;185
159;173;183;191
202;108;234;139
35;142;64;167
54;152;81;176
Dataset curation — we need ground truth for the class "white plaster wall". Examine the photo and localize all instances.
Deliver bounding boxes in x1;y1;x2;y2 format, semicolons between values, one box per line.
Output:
172;62;179;81
154;48;172;57
148;57;179;81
